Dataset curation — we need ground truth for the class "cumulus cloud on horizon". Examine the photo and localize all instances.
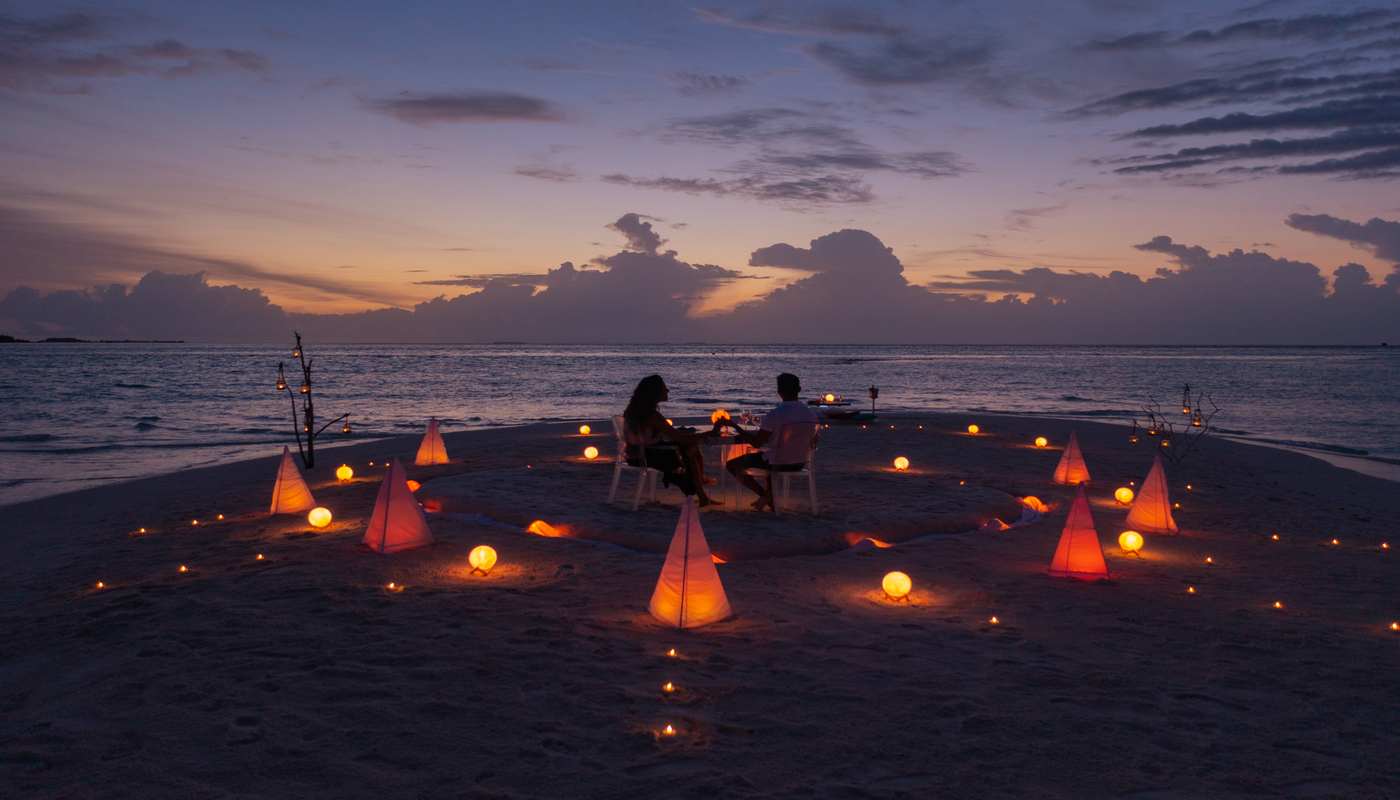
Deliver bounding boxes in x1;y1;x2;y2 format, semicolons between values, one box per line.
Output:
2;213;1398;345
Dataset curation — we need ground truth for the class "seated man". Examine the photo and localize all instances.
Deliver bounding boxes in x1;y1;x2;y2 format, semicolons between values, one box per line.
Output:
723;372;819;511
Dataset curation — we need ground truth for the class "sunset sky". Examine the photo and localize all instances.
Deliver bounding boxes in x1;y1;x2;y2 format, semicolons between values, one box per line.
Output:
2;1;1399;342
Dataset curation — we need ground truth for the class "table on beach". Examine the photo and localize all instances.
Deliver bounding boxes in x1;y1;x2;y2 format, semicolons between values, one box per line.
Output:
704;431;752;511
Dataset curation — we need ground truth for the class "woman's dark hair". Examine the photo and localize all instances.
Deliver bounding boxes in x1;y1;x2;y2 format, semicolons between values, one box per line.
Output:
624;374;667;429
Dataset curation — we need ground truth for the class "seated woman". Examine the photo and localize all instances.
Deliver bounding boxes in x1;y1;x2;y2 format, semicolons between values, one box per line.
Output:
623;374;722;507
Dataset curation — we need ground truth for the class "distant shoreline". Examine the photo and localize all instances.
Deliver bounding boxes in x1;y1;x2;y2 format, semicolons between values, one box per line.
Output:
0;336;186;343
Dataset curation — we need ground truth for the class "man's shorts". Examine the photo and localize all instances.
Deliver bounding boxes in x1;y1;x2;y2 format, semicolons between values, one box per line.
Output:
726;451;805;472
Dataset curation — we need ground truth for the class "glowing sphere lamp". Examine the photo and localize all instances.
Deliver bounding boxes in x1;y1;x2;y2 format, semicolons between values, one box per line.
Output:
968;424;979;434
711;409;730;424
469;545;498;575
1115;487;1135;505
893;456;910;471
584;446;599;459
579;424;591;435
882;571;912;601
1035;437;1048;448
308;507;332;528
336;464;353;482
1118;531;1144;554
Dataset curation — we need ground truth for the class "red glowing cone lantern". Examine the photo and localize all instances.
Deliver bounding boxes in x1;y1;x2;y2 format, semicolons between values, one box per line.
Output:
1052;431;1091;485
1125;454;1178;534
270;445;317;514
1047;485;1108;580
415;417;449;465
649;497;731;629
363;456;435;554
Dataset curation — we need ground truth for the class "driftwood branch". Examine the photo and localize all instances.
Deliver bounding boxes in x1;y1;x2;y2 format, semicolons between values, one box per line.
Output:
1139;383;1221;464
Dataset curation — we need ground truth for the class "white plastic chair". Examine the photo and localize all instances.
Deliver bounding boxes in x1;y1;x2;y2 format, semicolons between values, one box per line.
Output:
741;422;819;515
608;415;660;511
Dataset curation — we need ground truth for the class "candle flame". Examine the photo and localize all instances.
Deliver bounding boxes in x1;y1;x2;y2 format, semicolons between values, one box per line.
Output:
256;554;263;560
1274;601;1282;608
664;682;674;692
1272;535;1279;540
663;725;675;735
1188;587;1195;593
667;648;676;657
179;566;187;572
989;617;998;624
96;582;104;588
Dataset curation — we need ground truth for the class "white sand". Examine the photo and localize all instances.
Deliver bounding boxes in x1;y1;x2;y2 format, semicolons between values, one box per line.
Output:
2;413;1396;798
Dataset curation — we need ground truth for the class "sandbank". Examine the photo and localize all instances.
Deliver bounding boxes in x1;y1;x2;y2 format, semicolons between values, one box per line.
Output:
1;412;1396;798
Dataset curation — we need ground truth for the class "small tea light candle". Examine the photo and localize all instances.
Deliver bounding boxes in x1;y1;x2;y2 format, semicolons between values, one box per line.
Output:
1274;601;1282;608
192;520;198;525
663;725;675;735
667;648;677;657
1206;557;1212;563
96;582;104;588
989;617;999;624
256;554;264;560
1188;587;1195;593
1331;539;1339;545
1272;535;1279;540
217;514;223;520
663;682;674;692
179;565;187;572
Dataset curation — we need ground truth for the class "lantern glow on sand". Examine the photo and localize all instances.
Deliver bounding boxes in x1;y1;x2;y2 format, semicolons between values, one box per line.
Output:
1118;531;1144;554
968;424;979;434
1115;487;1135;505
579;425;590;435
893;457;910;471
882;571;912;600
308;507;332;528
336;464;353;482
584;446;599;459
1035;437;1048;447
469;545;498;575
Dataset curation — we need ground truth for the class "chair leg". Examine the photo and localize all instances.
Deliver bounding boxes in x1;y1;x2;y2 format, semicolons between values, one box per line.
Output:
771;473;781;516
649;469;659;501
807;472;818;514
631;469;646;511
608;464;623;503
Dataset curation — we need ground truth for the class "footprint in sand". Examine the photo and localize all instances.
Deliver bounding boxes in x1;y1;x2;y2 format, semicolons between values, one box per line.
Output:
226;712;263;745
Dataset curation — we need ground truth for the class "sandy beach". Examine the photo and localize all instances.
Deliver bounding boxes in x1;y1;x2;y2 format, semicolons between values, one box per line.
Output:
2;413;1396;799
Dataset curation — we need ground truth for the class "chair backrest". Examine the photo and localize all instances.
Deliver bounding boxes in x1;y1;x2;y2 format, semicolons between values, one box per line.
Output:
612;415;629;463
768;422;819;466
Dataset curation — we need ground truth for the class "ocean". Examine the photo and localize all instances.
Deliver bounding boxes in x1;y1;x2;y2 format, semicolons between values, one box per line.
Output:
2;343;1397;506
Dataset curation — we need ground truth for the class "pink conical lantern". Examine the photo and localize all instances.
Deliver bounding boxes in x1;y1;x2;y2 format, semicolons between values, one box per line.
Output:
1052;431;1091;485
649;497;731;629
363;456;434;553
1125;454;1178;534
1047;485;1108;580
270;445;316;514
415;417;449;465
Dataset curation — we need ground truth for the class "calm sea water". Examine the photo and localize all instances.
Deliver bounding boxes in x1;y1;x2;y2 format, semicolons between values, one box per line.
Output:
1;344;1397;506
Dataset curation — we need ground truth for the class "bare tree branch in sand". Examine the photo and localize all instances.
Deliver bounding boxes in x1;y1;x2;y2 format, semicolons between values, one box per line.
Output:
1140;383;1220;464
275;332;349;468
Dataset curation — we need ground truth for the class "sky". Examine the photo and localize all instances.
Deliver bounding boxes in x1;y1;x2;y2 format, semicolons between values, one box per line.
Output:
1;0;1399;343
